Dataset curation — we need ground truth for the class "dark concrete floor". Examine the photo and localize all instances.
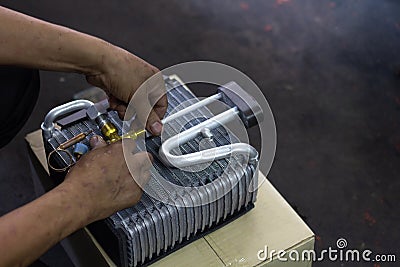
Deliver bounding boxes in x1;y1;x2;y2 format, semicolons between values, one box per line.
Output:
0;0;399;266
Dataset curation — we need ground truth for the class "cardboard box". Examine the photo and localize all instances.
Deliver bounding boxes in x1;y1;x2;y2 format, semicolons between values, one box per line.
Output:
26;130;314;266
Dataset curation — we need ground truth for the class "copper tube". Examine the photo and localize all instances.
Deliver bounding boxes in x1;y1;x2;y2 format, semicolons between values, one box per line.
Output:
58;131;92;150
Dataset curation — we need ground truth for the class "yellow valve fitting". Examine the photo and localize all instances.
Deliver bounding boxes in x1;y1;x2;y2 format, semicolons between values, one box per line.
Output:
101;122;122;143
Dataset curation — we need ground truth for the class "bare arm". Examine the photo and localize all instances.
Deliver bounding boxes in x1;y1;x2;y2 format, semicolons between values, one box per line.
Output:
0;6;167;135
0;6;107;74
0;182;92;267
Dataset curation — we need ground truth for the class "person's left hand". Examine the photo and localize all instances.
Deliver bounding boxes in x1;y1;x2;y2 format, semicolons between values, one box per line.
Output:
61;135;152;223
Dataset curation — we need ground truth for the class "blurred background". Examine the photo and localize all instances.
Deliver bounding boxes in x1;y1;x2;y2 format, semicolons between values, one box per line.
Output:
0;0;399;266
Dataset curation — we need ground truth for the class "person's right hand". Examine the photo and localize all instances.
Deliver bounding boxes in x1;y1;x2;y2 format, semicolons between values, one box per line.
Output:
85;45;167;136
60;136;152;224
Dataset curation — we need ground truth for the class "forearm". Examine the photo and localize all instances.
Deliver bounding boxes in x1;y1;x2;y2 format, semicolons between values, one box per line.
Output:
0;181;90;267
0;6;109;74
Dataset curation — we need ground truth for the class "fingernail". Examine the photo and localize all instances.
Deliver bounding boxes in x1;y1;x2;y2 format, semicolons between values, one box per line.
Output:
91;135;99;146
150;121;163;135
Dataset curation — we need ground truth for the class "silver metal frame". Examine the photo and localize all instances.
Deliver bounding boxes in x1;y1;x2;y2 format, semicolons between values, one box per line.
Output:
41;99;94;139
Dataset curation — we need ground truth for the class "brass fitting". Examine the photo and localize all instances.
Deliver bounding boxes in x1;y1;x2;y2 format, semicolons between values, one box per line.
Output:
101;122;122;143
95;115;121;143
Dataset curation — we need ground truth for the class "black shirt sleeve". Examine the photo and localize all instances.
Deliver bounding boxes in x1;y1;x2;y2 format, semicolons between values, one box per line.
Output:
0;66;40;148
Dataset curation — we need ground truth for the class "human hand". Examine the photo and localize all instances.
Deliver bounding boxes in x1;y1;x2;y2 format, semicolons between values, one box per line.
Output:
60;135;152;223
85;45;167;135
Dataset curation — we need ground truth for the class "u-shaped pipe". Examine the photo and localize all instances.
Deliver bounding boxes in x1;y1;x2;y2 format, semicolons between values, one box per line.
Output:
158;107;258;168
41;99;94;139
